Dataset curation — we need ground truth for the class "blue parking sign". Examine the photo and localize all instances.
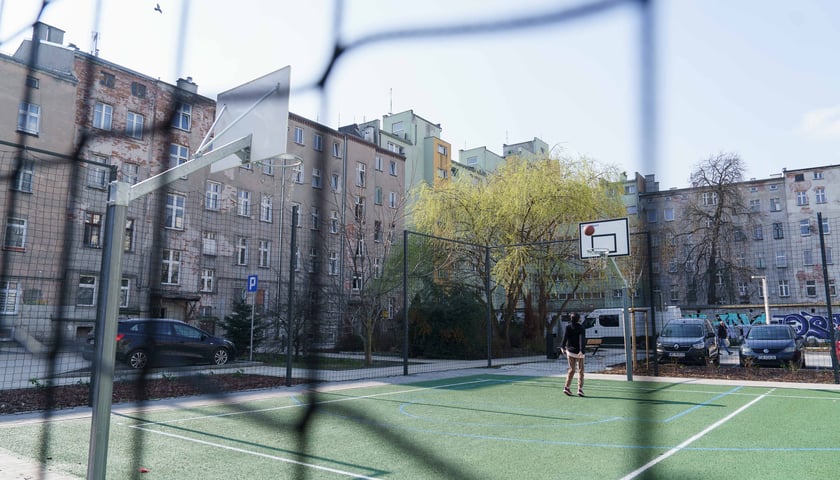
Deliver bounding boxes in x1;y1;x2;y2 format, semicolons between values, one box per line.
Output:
247;275;258;292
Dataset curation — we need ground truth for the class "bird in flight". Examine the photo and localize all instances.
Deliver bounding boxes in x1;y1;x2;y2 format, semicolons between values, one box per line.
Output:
154;3;162;13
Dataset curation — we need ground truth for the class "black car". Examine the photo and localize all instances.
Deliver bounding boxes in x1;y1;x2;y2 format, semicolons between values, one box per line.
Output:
83;318;236;369
739;324;805;368
656;318;720;365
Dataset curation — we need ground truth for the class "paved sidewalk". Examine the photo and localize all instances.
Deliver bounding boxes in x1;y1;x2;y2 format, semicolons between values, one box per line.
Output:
0;447;78;480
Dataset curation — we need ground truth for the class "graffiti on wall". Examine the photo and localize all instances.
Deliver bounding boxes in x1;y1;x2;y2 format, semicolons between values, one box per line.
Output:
688;311;840;341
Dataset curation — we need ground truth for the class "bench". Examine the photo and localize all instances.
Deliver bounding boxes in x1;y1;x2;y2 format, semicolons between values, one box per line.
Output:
555;338;602;358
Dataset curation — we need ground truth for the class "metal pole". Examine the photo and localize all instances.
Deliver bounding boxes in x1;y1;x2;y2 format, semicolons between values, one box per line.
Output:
610;255;632;381
86;182;128;480
249;292;255;362
285;205;298;386
817;212;840;383
486;245;493;368
403;229;409;376
751;275;770;324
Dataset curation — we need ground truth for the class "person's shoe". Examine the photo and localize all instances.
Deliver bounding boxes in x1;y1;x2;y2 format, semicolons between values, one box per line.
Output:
577;389;585;397
563;387;573;396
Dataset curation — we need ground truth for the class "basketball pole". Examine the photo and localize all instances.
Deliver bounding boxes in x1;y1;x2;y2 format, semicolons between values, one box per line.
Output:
87;135;252;480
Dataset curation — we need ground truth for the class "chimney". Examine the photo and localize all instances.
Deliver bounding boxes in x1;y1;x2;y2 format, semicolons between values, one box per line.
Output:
176;77;198;93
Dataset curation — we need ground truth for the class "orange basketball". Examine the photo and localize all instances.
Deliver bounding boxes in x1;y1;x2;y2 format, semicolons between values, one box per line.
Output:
584;225;595;236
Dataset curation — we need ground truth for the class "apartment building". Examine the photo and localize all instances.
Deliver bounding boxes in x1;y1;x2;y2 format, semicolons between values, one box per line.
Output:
0;23;405;351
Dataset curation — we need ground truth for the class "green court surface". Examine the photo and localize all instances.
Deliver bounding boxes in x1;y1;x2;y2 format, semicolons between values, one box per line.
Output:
2;371;839;479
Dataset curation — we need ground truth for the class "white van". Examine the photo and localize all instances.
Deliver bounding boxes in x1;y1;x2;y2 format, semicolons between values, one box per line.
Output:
584;306;682;346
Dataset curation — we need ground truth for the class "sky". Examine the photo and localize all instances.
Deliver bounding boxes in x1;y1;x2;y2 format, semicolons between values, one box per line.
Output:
2;0;840;190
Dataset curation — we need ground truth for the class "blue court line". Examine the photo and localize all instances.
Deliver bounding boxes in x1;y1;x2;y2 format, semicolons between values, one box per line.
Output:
663;385;743;423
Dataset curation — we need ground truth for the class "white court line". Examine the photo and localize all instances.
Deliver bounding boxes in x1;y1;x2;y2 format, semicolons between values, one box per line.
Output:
122;378;495;428
619;388;774;480
130;424;382;479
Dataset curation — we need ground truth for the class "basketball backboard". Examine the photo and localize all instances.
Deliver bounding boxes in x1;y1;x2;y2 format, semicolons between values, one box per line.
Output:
207;66;291;173
579;217;630;258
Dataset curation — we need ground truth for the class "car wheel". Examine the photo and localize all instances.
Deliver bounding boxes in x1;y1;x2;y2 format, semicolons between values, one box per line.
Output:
126;349;148;369
212;347;230;366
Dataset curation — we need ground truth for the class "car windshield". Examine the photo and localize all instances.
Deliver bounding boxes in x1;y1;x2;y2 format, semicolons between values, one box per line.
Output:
748;327;792;340
662;325;703;337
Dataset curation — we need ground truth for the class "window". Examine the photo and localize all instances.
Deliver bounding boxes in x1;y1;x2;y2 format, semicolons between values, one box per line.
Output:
356;163;366;187
391;121;404;135
796;191;808;206
624;184;637;195
120;278;130;308
165;193;186;229
703;191;717;206
737;281;748;297
238;190;251;216
5;218;27;250
292;127;305;145
374;187;383;205
769;198;781;212
169;143;189;172
294;247;301;271
313;133;323;151
14;160;34;192
438;144;447;155
25;75;39;89
236;238;248;265
291;203;302;227
161;250;181;285
822;218;831;234
772;222;784;240
171;103;192;130
778;279;790;297
669;285;680;303
0;282;19;315
206;181;221;210
794;173;805;182
374;221;382;243
749;199;760;212
87;163;109;189
626;205;638;215
753;225;763;241
755;254;765;269
83;212;103;248
124;219;135;252
330;173;341;191
375;156;383;171
202;231;217;256
122;163;139;185
131;82;146;98
78;275;97;306
389;160;397;176
646;209;657;223
352;272;362;292
815;187;826;204
804;249;814;266
17;102;40;134
734;227;746;242
328;251;338;275
308;247;319;273
827;247;834;265
293;164;303;184
355;239;366;258
374;258;382;279
259;240;270;268
389;191;397;208
354;196;365;222
831;280;837;297
664;208;674;221
805;280;817;297
333;142;342;157
99;71;115;87
125;111;144;139
311;169;322;188
311;207;320;230
262;159;273;176
775;250;787;268
260;194;272;222
814;171;824;180
330;211;339;234
200;268;215;292
800;219;811;236
437;168;448;179
93;102;113;130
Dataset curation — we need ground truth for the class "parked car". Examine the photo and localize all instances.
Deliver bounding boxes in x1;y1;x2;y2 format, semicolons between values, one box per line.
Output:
739;324;805;368
83;318;236;369
656;318;720;365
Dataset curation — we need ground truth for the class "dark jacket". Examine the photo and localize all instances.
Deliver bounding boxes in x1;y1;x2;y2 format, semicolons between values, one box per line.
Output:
561;322;586;354
717;323;728;339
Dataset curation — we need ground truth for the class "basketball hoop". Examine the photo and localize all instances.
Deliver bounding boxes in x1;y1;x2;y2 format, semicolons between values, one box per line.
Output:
586;248;610;271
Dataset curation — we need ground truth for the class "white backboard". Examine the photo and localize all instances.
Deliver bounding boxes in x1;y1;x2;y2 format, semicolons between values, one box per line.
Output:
209;66;291;173
579;217;630;258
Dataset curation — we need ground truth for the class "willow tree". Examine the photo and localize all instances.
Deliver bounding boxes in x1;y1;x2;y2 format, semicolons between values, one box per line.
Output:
411;154;624;348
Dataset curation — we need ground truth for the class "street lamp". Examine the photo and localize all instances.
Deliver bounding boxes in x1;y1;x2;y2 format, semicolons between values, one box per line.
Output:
751;275;770;324
269;153;303;341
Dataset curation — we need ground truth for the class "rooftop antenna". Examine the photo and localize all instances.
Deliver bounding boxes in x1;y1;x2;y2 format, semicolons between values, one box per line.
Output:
389;88;393;114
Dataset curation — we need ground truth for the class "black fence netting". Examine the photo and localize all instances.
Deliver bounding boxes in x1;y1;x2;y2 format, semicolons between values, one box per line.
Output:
2;1;839;479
